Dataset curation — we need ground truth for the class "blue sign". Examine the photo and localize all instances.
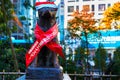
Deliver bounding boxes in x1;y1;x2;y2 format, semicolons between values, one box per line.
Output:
12;39;33;44
82;30;120;49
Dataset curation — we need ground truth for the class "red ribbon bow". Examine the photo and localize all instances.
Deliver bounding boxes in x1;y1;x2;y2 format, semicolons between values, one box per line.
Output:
25;23;64;67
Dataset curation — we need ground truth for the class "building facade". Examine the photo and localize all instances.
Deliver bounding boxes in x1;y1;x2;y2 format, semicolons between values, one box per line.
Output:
11;0;36;43
64;0;119;29
63;0;120;55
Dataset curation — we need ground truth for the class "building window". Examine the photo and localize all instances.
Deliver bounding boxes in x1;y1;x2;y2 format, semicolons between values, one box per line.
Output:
76;6;79;11
68;6;74;12
83;0;94;1
83;0;90;1
68;0;75;2
91;5;94;11
13;0;18;3
68;14;72;16
108;4;111;7
76;0;79;2
83;5;90;11
98;13;103;15
98;4;106;11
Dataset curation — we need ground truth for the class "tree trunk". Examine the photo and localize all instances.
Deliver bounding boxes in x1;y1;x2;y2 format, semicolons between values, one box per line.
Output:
84;31;90;74
1;0;19;71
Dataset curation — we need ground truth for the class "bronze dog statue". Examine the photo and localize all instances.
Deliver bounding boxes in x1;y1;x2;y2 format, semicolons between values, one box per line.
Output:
25;2;64;80
30;7;60;68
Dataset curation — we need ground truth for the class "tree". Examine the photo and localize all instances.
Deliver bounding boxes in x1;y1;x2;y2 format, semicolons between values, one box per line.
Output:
67;8;97;55
75;46;86;73
99;1;120;75
67;8;97;51
99;2;120;30
0;0;19;71
67;8;97;75
111;46;120;75
67;9;97;38
94;44;107;73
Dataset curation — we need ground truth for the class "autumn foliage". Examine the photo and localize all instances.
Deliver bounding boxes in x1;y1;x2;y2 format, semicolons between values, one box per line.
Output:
67;9;97;37
100;2;120;29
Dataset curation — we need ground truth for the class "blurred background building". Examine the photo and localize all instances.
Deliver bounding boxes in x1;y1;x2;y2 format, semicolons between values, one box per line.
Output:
64;0;119;29
63;0;120;55
10;0;36;43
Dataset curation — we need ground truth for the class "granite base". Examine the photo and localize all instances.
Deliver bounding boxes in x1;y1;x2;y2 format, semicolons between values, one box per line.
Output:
16;74;71;80
25;67;63;80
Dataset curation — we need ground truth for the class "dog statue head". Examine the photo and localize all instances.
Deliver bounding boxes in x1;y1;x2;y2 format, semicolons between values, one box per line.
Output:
36;2;58;31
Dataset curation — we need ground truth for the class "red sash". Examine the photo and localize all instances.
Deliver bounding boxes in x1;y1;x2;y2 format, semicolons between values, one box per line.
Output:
25;23;64;67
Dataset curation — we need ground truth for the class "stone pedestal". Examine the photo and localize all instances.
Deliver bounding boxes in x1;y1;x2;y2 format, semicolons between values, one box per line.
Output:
25;67;63;80
16;74;71;80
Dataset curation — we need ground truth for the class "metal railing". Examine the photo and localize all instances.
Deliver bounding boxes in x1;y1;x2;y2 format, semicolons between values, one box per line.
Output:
0;70;119;80
68;72;120;80
0;70;25;80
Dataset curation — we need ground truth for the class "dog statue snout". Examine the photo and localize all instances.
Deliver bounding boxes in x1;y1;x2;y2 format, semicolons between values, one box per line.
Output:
42;10;52;18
